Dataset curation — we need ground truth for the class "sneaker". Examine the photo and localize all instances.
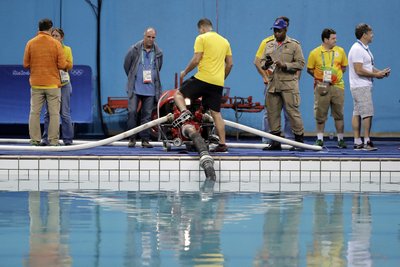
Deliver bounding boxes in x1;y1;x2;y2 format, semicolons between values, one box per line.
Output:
210;144;228;153
141;140;153;148
337;139;347;149
314;139;324;147
128;139;136;148
172;110;193;128
363;141;378;151
353;143;364;150
30;140;41;146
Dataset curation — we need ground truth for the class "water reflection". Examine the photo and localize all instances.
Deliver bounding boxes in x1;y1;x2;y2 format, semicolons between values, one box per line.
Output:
347;194;372;267
0;191;398;267
254;194;303;267
23;192;72;267
307;194;345;267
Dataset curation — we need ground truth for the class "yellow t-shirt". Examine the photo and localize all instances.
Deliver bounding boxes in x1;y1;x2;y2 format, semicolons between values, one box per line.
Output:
307;45;348;89
194;31;232;87
255;35;275;59
61;44;73;86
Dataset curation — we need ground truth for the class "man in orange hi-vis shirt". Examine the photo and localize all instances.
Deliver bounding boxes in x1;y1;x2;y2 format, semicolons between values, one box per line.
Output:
23;18;72;146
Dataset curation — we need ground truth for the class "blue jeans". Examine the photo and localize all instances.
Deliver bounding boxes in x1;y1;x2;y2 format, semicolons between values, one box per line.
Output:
43;83;74;144
127;93;155;141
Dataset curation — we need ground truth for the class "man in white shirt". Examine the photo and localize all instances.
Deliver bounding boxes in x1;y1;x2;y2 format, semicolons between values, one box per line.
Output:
348;23;390;151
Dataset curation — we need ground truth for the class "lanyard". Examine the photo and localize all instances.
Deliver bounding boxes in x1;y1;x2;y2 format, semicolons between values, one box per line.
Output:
321;50;334;68
141;47;154;67
357;40;374;66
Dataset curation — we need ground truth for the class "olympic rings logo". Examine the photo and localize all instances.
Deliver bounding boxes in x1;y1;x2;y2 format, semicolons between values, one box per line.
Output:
70;69;84;76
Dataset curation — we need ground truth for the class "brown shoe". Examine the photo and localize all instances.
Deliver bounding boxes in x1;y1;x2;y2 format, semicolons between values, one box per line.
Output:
141;140;153;148
210;144;228;152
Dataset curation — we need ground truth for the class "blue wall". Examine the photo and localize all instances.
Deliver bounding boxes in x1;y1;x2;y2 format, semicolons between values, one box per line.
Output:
1;0;399;136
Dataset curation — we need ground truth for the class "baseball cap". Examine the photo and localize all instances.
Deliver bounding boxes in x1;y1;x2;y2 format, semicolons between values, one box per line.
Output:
271;18;287;29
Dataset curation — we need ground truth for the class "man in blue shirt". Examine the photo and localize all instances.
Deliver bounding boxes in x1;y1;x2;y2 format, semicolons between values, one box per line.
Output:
124;27;163;148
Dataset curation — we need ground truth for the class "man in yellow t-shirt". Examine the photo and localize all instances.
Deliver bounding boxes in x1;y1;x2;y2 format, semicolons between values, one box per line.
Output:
174;18;233;152
307;28;348;148
254;16;294;146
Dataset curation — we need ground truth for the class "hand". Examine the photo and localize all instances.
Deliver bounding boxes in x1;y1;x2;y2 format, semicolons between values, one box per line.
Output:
275;60;287;70
384;67;391;77
375;70;388;79
180;70;186;81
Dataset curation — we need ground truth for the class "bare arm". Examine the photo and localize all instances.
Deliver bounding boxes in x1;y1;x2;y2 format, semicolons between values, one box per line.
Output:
180;52;202;80
354;63;389;79
225;55;233;79
254;56;268;83
306;68;314;77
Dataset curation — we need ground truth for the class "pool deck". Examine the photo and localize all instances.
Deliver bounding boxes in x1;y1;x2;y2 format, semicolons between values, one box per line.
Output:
0;138;399;192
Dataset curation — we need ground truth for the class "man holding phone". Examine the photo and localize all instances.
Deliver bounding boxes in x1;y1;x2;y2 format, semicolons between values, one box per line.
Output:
348;23;390;151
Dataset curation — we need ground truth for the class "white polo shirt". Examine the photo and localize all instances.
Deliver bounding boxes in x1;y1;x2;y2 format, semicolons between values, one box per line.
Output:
348;41;374;88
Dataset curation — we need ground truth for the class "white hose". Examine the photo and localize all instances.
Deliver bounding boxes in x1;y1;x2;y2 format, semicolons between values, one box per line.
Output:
224;119;322;151
0;113;173;151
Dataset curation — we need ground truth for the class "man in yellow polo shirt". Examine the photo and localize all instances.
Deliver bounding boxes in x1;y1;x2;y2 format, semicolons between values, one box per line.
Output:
174;18;233;152
307;28;348;148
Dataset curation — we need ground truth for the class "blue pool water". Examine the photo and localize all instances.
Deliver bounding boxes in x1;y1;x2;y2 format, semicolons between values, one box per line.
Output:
0;191;399;267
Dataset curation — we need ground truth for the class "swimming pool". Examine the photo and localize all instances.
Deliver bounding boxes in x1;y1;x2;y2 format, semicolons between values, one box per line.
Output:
0;191;399;266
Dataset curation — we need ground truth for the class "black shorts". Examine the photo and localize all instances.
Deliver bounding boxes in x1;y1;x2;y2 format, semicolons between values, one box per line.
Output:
179;76;223;112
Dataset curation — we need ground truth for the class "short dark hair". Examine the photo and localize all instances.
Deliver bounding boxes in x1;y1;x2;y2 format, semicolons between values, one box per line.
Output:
197;18;213;29
276;16;290;27
51;28;64;38
355;23;372;40
321;28;336;42
38;18;53;31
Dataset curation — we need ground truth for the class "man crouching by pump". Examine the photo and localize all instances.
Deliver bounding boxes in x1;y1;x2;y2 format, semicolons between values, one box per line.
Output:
173;18;233;153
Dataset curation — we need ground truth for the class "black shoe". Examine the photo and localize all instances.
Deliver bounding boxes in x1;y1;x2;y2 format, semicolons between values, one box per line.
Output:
289;146;305;152
63;140;73;146
141;140;153;148
353;143;364;150
39;141;49;146
262;141;281;151
363;141;377;151
128;139;136;148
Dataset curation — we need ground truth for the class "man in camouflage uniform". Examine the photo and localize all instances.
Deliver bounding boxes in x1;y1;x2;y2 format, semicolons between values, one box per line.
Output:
262;18;305;150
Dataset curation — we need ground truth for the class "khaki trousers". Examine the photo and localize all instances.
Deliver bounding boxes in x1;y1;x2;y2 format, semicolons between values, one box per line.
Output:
29;88;61;145
266;90;304;135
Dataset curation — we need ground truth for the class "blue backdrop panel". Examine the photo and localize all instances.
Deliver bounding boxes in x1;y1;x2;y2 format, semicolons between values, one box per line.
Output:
0;65;93;124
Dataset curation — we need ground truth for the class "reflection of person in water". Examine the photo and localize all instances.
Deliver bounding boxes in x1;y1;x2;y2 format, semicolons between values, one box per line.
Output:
171;194;226;266
124;192;161;267
307;194;345;267
123;192;226;266
347;194;372;267
253;194;303;266
23;192;71;267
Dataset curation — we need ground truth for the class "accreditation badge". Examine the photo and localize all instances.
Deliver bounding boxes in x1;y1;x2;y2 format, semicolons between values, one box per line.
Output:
322;69;332;83
143;69;152;84
60;70;70;84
